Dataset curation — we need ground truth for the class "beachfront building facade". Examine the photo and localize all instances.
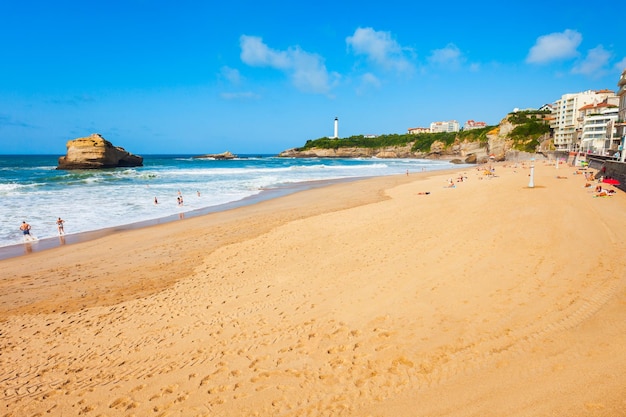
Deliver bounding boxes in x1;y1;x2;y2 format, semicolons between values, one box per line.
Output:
463;120;487;130
578;97;619;154
617;68;626;162
430;120;460;133
407;127;430;134
550;89;615;151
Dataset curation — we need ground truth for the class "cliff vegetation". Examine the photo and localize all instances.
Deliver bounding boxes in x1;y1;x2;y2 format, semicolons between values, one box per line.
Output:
280;109;552;163
507;111;551;152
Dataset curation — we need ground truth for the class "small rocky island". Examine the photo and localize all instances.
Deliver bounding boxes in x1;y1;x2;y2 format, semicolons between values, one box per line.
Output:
57;134;143;170
193;151;236;160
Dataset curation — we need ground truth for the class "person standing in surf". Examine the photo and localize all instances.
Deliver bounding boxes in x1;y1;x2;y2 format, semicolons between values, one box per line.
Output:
20;221;35;242
56;217;65;235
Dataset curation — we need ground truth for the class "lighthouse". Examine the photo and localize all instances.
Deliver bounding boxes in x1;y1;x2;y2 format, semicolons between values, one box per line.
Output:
333;117;338;139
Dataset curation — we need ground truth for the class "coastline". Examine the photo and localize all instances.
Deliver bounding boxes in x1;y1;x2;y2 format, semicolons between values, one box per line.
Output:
0;176;366;261
1;169;441;316
2;162;626;416
0;154;461;259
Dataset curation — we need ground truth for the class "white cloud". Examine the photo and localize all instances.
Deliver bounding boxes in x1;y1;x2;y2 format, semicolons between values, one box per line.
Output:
220;91;260;100
614;57;626;72
240;35;290;69
239;35;338;95
572;45;612;77
428;43;464;69
346;27;414;73
356;72;382;95
220;66;243;85
288;48;339;95
526;29;582;64
361;72;381;87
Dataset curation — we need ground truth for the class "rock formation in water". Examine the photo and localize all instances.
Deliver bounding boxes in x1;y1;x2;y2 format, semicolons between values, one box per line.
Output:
57;134;143;170
193;151;236;160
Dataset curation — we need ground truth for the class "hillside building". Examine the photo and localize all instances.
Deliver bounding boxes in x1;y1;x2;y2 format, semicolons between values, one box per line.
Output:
430;120;460;133
538;104;553;112
550;89;615;150
407;127;430;134
578;97;619;154
463;120;487;130
617;68;626;161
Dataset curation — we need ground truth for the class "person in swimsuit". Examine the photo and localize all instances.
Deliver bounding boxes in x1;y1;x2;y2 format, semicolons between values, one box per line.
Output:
20;221;35;241
56;217;65;235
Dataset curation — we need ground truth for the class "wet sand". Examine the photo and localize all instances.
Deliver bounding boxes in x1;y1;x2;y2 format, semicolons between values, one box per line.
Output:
0;177;359;261
1;161;625;416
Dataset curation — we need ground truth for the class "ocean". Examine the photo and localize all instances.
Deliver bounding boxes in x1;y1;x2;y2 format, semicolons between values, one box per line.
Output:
0;154;461;253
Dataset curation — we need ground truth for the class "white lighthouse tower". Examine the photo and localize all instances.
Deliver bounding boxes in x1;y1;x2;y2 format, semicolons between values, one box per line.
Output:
333;117;338;139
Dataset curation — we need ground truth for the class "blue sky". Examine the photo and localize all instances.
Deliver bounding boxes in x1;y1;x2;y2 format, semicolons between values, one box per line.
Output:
1;1;625;155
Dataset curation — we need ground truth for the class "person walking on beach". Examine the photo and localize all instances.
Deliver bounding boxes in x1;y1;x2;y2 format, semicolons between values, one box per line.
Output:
20;221;35;242
56;217;65;235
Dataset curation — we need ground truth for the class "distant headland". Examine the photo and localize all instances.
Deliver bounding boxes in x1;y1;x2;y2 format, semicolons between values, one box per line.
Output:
279;110;551;164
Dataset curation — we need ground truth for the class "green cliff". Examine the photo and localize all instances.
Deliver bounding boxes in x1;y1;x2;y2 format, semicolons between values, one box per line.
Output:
279;110;551;163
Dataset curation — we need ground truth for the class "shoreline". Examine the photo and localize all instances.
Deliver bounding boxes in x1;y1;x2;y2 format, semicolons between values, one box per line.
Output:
2;161;626;416
1;153;469;260
0;175;371;261
1;169;443;316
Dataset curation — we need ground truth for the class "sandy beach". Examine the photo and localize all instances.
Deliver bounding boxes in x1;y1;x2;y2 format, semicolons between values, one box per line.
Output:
1;161;625;416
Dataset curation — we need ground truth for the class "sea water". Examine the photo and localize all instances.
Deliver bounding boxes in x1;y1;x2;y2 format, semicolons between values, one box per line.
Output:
0;154;460;249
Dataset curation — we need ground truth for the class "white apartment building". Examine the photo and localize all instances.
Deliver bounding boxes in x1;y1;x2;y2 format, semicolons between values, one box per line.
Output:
430;120;460;133
578;98;619;154
617;68;626;161
550;89;614;150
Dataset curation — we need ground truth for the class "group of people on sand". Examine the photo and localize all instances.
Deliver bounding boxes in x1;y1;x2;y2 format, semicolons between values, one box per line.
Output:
19;217;65;243
475;165;497;179
577;167;619;197
593;184;617;197
444;172;470;188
